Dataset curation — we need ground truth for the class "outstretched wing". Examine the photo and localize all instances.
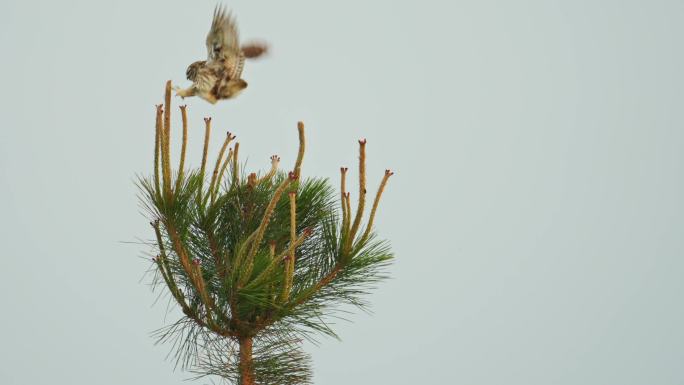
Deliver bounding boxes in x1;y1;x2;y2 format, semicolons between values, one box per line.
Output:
205;5;241;63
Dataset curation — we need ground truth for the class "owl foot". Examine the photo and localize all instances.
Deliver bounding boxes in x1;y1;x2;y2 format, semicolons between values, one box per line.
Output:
173;86;193;99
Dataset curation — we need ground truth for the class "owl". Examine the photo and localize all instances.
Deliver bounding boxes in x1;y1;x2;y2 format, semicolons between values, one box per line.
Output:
174;6;268;104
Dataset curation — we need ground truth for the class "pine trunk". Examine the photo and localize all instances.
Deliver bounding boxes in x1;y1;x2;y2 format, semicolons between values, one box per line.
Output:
239;337;255;385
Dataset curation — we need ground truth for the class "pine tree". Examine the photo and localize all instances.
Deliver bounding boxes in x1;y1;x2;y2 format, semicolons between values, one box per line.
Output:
137;82;394;385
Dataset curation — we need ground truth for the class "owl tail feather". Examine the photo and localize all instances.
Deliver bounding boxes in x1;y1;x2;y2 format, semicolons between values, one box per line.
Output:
241;42;269;59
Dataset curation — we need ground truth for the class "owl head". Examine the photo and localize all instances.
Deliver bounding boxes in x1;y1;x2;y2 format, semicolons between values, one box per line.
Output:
186;61;206;81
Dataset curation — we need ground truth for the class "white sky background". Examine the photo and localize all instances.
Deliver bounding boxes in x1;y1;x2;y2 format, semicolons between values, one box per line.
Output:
1;0;683;384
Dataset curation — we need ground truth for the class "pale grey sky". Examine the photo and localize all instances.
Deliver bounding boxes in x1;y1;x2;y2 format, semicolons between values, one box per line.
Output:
1;1;683;384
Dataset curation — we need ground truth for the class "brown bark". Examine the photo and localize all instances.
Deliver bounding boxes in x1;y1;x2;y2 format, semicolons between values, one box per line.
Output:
239;337;255;385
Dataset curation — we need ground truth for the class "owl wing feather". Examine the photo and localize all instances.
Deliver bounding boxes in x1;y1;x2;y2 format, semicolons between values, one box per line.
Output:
194;66;218;95
205;5;246;80
206;5;241;63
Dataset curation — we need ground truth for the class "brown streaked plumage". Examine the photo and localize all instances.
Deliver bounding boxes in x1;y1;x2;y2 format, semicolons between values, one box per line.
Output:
174;5;268;104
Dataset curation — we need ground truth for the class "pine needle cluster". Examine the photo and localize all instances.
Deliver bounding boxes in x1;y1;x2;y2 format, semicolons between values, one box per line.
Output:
137;82;394;385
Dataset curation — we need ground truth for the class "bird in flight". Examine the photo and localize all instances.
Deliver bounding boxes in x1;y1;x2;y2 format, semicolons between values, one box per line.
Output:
174;5;268;104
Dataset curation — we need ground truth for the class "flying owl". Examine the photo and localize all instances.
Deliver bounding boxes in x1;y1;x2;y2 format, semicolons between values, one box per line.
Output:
174;6;268;104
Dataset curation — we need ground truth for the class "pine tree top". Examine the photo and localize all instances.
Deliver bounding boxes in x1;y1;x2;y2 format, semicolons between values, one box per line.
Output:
138;81;394;385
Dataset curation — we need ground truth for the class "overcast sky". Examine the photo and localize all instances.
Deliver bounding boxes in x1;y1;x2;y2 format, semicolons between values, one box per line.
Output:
1;1;683;384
